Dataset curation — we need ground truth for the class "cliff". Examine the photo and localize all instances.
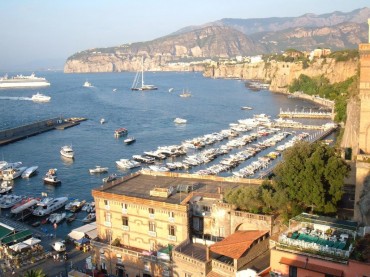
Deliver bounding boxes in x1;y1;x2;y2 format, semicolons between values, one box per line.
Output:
203;58;359;93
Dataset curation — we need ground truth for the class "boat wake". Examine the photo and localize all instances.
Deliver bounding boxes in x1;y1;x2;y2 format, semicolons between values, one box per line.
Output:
0;96;32;101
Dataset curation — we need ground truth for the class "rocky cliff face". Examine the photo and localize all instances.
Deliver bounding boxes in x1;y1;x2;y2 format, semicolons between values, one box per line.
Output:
203;58;358;93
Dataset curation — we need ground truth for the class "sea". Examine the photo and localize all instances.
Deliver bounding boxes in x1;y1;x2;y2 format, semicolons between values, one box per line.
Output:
0;71;329;238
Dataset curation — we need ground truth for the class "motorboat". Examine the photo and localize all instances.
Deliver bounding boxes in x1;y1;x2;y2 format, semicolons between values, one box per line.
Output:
60;145;74;159
102;173;117;183
66;212;77;223
148;165;169;172
82;202;95;213
116;159;141;169
0;181;13;194
48;212;66;224
11;197;40;214
168;88;174;92
174;118;187;124
43;169;61;185
2;166;27;180
21;166;38;178
132;155;155;164
100;118;105;124
0;194;24;209
82;212;96;223
241;106;253;110
114;128;128;137
33;196;68;216
89;166;108;174
31;92;51;102
124;137;136;144
83;81;93;88
65;199;86;212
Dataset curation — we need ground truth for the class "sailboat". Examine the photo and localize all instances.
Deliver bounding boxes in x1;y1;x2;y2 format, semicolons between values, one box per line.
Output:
131;56;158;91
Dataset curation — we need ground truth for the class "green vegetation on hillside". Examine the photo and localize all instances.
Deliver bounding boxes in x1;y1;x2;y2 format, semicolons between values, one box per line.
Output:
328;49;359;62
224;141;350;222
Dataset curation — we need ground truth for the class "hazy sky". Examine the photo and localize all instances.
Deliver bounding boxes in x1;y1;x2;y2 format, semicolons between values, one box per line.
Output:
0;0;368;71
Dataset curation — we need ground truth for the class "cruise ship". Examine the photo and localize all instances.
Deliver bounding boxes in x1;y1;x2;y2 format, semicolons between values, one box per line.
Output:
0;73;50;88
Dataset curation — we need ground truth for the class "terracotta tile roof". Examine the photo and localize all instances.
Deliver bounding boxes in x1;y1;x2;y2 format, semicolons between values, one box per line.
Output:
279;257;343;277
210;230;269;259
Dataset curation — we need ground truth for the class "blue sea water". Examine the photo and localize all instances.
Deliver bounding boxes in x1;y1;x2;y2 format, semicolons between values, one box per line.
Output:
0;71;325;237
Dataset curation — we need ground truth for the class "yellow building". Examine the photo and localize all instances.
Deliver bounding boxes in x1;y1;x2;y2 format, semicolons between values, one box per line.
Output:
90;171;272;277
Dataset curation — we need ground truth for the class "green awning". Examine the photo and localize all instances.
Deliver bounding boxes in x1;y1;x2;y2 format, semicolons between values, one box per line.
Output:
0;225;13;240
1;230;33;245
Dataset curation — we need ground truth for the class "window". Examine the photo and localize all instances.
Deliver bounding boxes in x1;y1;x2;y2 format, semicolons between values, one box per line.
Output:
168;225;176;236
149;208;154;214
104;199;109;206
149;221;156;232
105;212;111;223
122;203;128;209
169;211;174;218
122;216;128;226
289;266;297;277
202;206;210;212
105;229;112;242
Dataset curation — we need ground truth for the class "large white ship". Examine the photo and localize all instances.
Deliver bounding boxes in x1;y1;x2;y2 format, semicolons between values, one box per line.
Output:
0;73;50;88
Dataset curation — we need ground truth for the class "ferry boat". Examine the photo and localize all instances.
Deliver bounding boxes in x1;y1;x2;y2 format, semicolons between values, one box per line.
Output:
0;73;50;88
114;128;128;137
21;166;38;178
60;145;74;159
31;92;51;102
33;196;68;216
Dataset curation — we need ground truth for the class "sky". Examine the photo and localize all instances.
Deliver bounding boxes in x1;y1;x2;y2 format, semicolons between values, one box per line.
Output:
0;0;368;71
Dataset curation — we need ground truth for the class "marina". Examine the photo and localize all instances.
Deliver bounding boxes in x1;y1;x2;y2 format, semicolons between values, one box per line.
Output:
0;71;337;241
278;108;333;119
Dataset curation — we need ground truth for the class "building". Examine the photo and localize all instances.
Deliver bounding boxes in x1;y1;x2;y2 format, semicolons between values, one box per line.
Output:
270;213;370;276
90;171;274;277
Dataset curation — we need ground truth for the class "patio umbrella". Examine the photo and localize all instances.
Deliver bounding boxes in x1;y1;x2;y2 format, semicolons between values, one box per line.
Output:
23;237;41;246
9;242;29;252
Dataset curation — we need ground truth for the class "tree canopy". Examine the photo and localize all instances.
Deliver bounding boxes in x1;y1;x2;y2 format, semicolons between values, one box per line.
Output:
23;269;47;277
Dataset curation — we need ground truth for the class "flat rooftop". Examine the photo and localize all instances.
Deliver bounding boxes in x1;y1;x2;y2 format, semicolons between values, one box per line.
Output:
93;171;261;205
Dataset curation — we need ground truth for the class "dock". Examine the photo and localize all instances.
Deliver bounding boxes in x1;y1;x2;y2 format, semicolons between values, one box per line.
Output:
278;108;333;119
0;117;87;146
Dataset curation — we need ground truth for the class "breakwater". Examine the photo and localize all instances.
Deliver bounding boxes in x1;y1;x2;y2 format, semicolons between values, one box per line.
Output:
0;117;86;146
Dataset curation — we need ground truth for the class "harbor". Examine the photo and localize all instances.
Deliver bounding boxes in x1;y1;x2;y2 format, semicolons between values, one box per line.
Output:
278;108;333;119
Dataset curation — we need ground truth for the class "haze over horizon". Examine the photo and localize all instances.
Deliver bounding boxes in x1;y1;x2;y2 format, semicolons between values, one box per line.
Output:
0;0;368;72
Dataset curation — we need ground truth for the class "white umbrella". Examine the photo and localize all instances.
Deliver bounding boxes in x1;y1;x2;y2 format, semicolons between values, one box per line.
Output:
9;242;29;252
23;237;41;246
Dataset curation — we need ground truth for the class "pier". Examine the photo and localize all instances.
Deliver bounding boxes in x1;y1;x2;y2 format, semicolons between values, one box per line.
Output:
278;108;333;119
0;117;86;146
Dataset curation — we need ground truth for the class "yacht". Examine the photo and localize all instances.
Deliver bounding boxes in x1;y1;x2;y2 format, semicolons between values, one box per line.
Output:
83;81;93;88
89;166;108;174
114;128;128;137
2;166;27;180
60;145;74;159
116;159;141;169
31;92;51;102
174;118;187;124
21;166;38;178
0;194;24;209
33;196;68;216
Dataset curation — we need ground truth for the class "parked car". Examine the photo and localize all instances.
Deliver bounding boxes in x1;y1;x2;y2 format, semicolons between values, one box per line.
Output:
51;241;66;252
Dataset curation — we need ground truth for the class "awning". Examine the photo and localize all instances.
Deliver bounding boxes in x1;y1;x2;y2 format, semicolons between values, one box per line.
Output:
279;257;343;277
85;229;97;240
9;242;30;252
23;237;41;246
68;223;96;240
1;229;33;245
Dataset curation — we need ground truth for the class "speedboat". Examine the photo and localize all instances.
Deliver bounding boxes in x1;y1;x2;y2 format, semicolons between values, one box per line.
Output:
65;199;86;212
89;166;108;174
2;166;27;180
60;145;74;159
21;166;38;178
241;106;253;110
48;212;66;224
0;181;13;194
43;169;61;185
124;137;136;144
33;196;68;216
114;128;128;137
82;212;96;223
83;81;93;88
102;173;117;183
174;118;187;124
116;159;141;169
100;118;105;124
66;212;77;223
31;92;51;102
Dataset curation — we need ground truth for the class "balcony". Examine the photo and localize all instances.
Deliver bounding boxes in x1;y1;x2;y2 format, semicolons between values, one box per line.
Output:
148;231;157;237
167;235;177;242
122;208;127;214
168;217;175;223
122;225;129;231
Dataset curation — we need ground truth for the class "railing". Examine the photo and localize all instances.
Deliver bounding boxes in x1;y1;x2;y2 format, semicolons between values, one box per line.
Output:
211;259;235;274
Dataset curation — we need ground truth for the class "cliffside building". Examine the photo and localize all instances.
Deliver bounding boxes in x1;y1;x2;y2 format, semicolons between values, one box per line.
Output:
354;19;370;224
90;171;273;277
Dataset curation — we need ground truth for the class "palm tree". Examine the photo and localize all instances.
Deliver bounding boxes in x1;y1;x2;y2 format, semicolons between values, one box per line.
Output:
23;269;47;277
